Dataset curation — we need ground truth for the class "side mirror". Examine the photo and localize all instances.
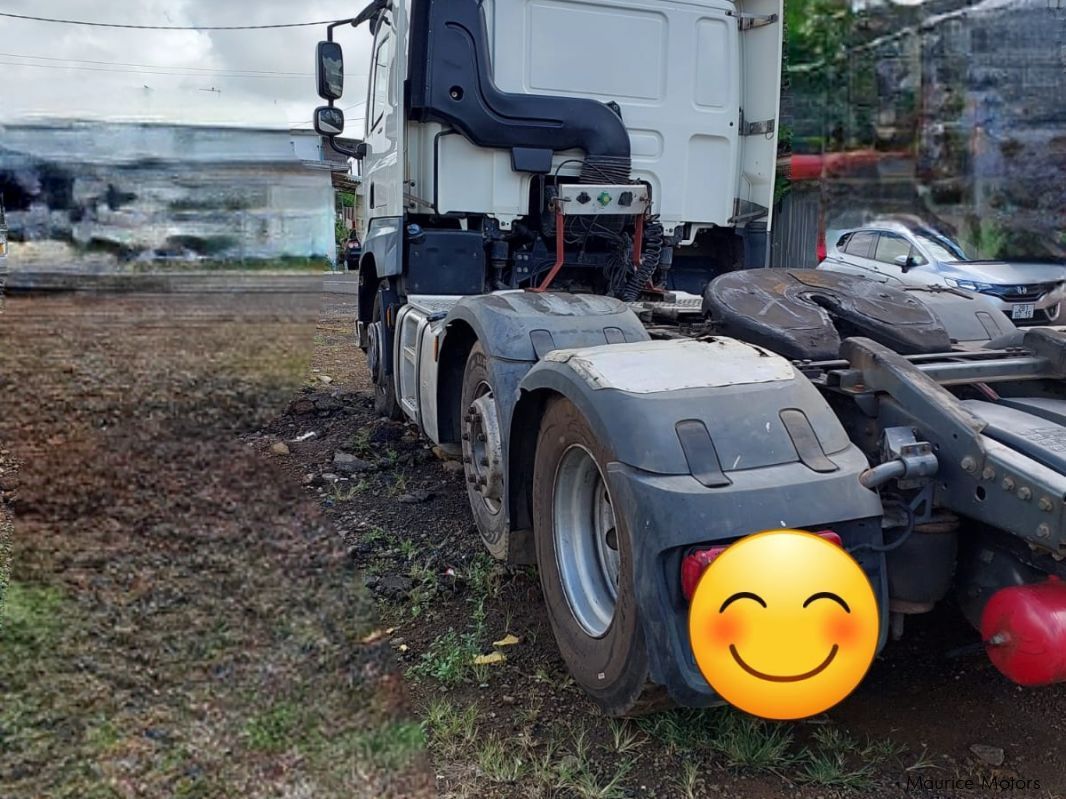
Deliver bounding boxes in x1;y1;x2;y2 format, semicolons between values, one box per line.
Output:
894;254;914;271
314;106;345;136
316;41;344;100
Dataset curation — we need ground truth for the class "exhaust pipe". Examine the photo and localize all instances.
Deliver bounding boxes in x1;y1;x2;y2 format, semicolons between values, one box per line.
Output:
981;576;1066;687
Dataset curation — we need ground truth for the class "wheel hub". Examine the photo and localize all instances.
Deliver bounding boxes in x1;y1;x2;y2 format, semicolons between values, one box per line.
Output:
462;384;504;509
553;445;620;638
367;320;385;384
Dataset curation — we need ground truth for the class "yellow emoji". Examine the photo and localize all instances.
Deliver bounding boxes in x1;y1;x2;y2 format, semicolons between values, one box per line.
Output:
688;530;879;720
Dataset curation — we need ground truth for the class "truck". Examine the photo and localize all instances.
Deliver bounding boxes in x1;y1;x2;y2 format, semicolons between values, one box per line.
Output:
311;0;1066;715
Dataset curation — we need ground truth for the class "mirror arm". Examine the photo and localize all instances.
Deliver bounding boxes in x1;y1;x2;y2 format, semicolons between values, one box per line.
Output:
328;137;366;160
327;0;390;41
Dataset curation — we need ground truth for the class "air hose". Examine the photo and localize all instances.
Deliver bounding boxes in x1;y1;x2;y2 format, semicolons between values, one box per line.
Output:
622;216;664;301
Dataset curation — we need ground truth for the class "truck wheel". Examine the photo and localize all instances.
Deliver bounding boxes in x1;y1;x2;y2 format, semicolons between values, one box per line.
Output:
533;397;664;716
461;342;509;559
369;292;402;420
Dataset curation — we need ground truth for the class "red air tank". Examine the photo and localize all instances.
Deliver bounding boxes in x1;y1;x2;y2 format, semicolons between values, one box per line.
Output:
980;577;1066;687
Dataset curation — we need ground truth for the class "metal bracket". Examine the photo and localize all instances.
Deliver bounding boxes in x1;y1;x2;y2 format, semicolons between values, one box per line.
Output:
731;12;779;30
739;115;776;136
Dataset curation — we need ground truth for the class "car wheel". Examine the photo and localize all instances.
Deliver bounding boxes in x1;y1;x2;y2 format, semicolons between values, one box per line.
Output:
532;397;668;716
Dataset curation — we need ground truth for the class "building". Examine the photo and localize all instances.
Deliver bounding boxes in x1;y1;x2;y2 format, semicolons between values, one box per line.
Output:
0;120;350;267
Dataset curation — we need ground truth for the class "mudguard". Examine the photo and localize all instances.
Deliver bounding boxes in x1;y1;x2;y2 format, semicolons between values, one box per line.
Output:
444;291;649;363
517;337;886;705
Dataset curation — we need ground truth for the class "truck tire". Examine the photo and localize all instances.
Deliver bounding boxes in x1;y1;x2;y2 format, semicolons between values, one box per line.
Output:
371;292;403;420
532;396;665;716
461;342;509;559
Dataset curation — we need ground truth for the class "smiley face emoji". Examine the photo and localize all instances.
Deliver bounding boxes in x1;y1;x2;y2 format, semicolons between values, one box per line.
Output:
688;530;879;720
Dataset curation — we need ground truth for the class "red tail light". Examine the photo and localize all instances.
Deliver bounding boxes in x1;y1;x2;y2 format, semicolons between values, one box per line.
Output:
681;530;842;602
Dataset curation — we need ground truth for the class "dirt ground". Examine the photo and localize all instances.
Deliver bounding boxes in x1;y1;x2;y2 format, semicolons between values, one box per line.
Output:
3;291;1065;799
0;293;433;799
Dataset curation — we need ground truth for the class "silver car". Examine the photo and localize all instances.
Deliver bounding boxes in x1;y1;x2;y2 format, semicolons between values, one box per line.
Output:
817;219;1066;323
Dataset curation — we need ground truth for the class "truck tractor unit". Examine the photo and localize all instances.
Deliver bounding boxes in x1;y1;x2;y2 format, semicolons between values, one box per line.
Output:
312;0;1066;714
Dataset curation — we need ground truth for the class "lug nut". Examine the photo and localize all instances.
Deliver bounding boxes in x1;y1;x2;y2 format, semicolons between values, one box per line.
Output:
480;457;490;467
982;466;996;481
1003;477;1016;492
1040;496;1055;512
477;434;487;443
961;456;978;474
462;433;470;441
1038;524;1051;539
1017;486;1032;501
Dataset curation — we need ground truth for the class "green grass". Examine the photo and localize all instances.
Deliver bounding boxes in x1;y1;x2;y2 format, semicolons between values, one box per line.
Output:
242;702;301;752
0;582;68;676
711;711;796;770
408;629;482;685
423;699;480;758
477;735;527;783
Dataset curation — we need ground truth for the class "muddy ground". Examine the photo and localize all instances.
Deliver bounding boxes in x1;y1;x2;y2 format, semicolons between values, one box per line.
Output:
2;291;1065;798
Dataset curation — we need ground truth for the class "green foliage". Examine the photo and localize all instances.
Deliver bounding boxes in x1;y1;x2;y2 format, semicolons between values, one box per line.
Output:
408;629;482;685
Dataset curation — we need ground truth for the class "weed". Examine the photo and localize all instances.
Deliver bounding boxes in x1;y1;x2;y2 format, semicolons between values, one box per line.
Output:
340;720;425;772
398;538;418;561
408;562;440;618
800;747;875;789
242;702;300;752
711;711;795;770
408;629;481;685
0;582;65;653
636;709;716;752
516;696;543;728
389;473;409;497
674;760;701;799
349;428;373;457
477;735;526;783
423;699;479;757
466;552;500;603
606;719;645;755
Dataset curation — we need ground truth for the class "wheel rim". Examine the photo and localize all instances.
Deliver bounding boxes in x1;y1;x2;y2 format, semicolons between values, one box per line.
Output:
553;445;620;639
462;381;503;514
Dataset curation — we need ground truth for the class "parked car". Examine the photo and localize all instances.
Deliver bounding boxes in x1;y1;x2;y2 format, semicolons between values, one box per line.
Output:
343;231;362;271
817;218;1066;323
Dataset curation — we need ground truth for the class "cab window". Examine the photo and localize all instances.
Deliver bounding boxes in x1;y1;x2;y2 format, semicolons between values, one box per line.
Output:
369;30;393;130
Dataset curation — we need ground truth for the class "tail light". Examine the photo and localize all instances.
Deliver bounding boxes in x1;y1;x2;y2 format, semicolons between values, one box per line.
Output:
681;530;842;602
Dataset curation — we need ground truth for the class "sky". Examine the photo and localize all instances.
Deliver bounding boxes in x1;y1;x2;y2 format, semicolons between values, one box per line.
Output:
0;0;373;129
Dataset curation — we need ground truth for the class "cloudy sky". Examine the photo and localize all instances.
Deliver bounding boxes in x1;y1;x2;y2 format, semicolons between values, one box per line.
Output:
0;0;373;129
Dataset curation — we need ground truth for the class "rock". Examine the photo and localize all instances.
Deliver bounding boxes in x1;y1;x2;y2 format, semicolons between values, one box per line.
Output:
398;490;434;505
321;473;341;482
271;442;290;456
319;375;333;384
442;461;465;475
970;744;1005;767
315;396;343;413
301;473;315;486
372;575;413;600
290;398;316;415
334;451;373;474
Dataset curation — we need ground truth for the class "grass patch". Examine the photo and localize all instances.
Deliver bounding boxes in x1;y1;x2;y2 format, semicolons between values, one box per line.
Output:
408;629;482;685
477;735;527;783
337;720;426;772
242;702;302;752
636;708;717;752
0;581;67;660
711;711;795;770
423;699;479;758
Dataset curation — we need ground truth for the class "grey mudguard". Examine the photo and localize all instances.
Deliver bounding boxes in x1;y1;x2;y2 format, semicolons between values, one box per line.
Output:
518;338;886;705
445;291;649;362
437;292;651;560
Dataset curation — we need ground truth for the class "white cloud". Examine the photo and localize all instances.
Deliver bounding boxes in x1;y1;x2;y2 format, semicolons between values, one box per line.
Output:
0;0;373;130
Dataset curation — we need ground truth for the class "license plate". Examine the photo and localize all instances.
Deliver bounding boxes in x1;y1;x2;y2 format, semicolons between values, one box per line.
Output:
1012;303;1035;320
